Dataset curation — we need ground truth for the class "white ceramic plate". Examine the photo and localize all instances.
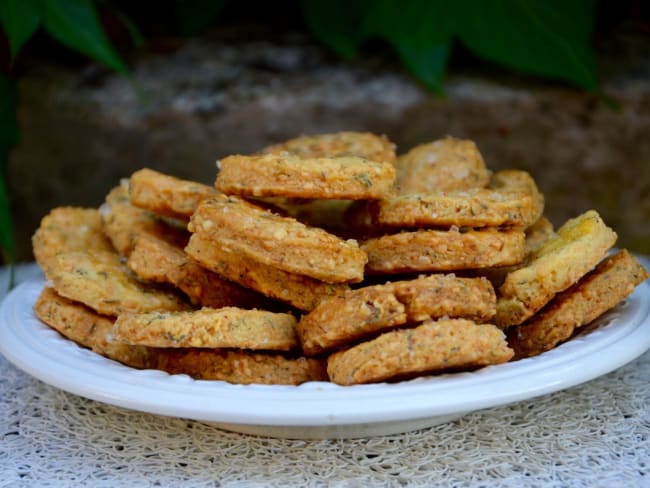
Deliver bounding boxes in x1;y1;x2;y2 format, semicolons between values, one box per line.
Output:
1;277;650;439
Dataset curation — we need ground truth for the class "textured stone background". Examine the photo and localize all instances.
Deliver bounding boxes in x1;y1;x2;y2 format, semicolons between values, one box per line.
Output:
7;22;650;261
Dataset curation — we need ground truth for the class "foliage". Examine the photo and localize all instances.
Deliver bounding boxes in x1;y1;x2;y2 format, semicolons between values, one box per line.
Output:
0;0;130;263
0;74;18;262
0;0;600;262
302;0;598;93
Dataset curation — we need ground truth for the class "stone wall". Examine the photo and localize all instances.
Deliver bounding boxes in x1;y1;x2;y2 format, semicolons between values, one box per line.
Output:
8;34;650;261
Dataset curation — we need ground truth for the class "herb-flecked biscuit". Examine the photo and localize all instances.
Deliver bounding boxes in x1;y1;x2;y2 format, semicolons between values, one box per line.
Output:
32;207;115;272
327;319;514;385
469;216;556;288
113;307;298;351
260;131;396;163
185;232;349;311
488;169;545;225
298;286;406;356
251;198;354;236
44;250;190;316
362;228;526;274
298;274;496;356
129;168;218;220
523;216;555;255
189;194;367;283
496;210;617;328
371;188;537;229
507;249;649;359
394;137;491;194
216;153;396;200
127;233;274;309
101;184;189;257
154;348;328;385
34;287;152;368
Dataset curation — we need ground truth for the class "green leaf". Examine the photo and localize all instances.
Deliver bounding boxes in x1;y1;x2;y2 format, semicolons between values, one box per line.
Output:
0;0;41;59
0;74;18;261
39;0;127;74
0;170;14;263
455;0;597;90
393;43;450;94
301;0;371;59
360;0;454;93
0;75;19;155
100;1;144;48
174;0;226;37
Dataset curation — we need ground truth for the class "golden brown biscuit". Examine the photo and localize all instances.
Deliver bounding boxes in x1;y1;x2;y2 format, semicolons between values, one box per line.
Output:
185;232;349;311
488;169;545;225
389;274;496;323
362;228;526;274
101;184;189;257
216;153;396;200
34;287;152;368
189;194;367;284
154;348;328;385
523;216;555;255
44;250;190;316
127;233;274;309
371;189;537;229
32;207;115;272
496;210;617;328
327;319;514;385
261;131;396;163
251;198;354;236
298;274;496;356
129;168;218;220
468;216;556;288
113;307;298;351
394;137;491;194
507;249;649;359
298;286;406;356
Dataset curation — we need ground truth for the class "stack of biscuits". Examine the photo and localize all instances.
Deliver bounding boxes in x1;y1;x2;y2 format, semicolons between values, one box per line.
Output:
31;132;648;386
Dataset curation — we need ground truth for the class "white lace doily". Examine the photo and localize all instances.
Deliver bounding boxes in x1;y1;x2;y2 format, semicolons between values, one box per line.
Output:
1;263;649;487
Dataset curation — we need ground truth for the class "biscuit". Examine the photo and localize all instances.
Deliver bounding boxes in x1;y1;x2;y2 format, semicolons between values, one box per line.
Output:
496;210;617;328
488;169;545;225
154;348;328;385
261;131;396;163
394;137;491;194
185;232;349;311
507;249;649;359
327;319;514;385
129;168;218;220
189;194;367;283
44;250;190;316
389;274;496;323
371;188;537;229
113;307;298;351
298;274;496;356
298;286;406;356
34;287;152;368
361;228;526;274
32;207;115;272
101;184;189;257
215;153;396;200
251;198;354;236
127;233;274;309
468;216;555;288
523;216;555;255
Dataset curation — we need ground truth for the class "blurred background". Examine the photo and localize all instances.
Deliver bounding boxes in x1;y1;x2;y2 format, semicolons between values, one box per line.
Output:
1;0;649;263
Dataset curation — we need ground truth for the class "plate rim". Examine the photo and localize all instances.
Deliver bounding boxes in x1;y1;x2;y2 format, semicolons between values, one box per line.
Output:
1;277;649;427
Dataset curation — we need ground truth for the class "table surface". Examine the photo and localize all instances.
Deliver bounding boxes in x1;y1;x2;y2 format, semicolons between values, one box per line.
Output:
1;261;649;487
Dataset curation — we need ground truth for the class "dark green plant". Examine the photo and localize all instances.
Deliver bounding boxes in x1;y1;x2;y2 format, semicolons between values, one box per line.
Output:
0;0;130;263
302;0;598;94
0;0;599;263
